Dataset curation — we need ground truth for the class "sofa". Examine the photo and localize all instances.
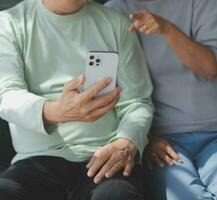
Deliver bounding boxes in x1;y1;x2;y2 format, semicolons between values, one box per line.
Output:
0;118;15;172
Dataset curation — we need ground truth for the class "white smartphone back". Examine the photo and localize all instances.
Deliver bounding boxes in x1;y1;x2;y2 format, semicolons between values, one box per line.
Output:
84;51;119;96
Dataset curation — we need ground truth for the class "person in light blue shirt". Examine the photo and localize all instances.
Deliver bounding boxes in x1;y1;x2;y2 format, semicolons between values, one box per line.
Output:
106;0;217;199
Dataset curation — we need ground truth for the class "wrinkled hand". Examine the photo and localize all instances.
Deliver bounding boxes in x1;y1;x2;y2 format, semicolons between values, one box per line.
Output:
86;138;138;184
44;75;121;124
145;136;182;169
128;11;170;35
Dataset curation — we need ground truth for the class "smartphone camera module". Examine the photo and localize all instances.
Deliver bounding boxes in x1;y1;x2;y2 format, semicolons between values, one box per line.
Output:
90;55;94;60
96;59;101;63
89;62;94;66
96;59;101;66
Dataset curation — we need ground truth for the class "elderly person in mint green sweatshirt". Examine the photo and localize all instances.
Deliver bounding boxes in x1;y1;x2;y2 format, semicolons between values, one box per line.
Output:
106;0;217;199
0;0;154;200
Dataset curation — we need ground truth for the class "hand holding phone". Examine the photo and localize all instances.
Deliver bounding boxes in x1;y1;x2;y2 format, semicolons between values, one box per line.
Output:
44;75;122;124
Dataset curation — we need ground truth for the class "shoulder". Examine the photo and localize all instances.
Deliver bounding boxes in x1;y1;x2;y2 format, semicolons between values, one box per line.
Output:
0;0;37;23
88;2;131;28
193;0;217;10
193;0;217;24
105;0;129;14
0;0;37;44
104;0;123;8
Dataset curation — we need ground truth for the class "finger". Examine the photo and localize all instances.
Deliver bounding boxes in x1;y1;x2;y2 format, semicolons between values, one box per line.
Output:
152;153;164;168
87;87;121;113
85;97;119;122
123;160;134;177
95;162;123;184
129;12;145;21
128;19;145;32
93;149;127;184
129;12;155;32
105;161;126;179
94;153;125;184
138;19;156;33
68;89;80;97
83;77;112;101
87;147;110;169
87;155;108;178
157;149;174;166
129;11;150;21
128;23;137;32
86;156;95;169
164;145;182;163
145;26;161;35
64;75;85;92
105;154;133;178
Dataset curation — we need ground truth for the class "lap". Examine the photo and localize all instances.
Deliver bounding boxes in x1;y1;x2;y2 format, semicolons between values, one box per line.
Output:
0;156;147;200
0;156;75;200
195;138;217;196
71;164;148;200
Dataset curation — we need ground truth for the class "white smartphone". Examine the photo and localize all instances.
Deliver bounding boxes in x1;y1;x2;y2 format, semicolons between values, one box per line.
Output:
84;51;119;96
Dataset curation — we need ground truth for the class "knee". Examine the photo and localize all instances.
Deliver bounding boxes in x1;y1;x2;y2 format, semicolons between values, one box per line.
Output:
0;178;24;200
91;180;143;200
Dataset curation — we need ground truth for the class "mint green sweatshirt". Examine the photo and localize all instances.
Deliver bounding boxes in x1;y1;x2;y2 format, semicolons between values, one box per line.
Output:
0;0;153;163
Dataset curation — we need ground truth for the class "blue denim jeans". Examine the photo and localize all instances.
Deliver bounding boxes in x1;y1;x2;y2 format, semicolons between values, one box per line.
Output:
144;132;217;200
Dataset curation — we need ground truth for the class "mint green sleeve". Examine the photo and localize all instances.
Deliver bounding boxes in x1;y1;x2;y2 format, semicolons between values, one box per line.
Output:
0;13;48;134
113;18;154;157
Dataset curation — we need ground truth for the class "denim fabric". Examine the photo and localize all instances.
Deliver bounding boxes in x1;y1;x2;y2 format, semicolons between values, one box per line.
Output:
144;132;217;200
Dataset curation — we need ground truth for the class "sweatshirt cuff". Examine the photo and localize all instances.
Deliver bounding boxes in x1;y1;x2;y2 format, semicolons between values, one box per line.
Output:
0;90;49;135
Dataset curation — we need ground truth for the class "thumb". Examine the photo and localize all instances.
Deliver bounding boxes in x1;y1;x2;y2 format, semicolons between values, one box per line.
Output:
129;12;145;21
64;74;85;92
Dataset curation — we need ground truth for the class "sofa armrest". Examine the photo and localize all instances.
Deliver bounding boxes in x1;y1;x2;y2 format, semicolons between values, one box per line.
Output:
0;118;15;172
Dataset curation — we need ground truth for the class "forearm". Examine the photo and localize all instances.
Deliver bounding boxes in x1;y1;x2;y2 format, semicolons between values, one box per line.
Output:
115;99;154;157
163;22;217;79
0;90;48;134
